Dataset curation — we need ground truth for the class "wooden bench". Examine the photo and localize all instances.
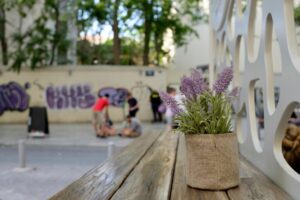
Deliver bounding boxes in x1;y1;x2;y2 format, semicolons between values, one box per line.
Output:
49;132;294;200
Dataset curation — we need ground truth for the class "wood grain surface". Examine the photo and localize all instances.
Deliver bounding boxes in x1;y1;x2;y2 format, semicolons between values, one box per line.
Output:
110;132;178;200
227;157;293;200
49;131;294;200
49;131;161;200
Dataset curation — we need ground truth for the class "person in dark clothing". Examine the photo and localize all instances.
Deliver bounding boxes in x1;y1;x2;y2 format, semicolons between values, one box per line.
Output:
149;89;162;122
126;92;139;117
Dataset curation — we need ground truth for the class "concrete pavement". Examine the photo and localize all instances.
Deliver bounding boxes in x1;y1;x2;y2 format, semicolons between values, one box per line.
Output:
0;145;108;200
0;122;165;200
0;123;165;147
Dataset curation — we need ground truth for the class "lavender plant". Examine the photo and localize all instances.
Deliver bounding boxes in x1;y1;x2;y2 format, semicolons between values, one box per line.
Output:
161;67;237;134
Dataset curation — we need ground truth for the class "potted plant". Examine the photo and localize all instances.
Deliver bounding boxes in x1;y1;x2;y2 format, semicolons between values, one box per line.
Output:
160;67;240;190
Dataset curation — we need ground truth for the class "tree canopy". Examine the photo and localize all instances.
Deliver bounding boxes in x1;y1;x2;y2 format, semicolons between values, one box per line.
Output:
0;0;207;71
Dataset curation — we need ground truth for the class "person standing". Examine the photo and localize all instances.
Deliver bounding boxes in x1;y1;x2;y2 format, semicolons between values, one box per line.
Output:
149;89;162;122
92;94;110;137
165;87;177;131
126;92;139;117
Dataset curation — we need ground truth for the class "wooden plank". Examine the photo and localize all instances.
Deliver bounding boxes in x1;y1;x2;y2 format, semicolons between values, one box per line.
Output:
227;157;293;200
49;131;161;200
110;131;179;200
171;134;229;200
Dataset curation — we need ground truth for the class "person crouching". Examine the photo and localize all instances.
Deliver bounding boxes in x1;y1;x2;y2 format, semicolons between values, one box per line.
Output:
119;115;143;137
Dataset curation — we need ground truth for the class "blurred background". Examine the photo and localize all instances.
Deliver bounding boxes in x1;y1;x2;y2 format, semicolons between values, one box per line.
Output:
1;0;300;199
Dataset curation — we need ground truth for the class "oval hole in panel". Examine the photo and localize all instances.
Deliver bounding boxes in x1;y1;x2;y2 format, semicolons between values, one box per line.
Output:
274;102;300;181
248;0;262;62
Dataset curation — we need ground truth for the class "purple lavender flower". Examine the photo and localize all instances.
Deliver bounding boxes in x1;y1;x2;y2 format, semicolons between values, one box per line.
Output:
180;76;196;100
180;69;209;99
213;67;234;94
191;69;206;95
159;92;182;115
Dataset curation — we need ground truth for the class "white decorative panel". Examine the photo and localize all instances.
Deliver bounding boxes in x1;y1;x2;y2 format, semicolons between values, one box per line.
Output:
210;0;300;198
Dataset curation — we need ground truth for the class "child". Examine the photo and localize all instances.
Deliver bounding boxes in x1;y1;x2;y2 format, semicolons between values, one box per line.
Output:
96;119;116;138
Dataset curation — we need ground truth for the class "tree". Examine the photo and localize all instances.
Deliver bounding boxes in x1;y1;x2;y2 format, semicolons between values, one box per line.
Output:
125;0;204;66
295;6;300;25
63;0;77;65
8;0;69;71
78;0;108;41
123;0;154;66
3;0;206;71
142;0;154;66
25;14;52;69
9;0;36;72
78;0;125;65
0;1;8;65
112;0;121;64
44;0;66;65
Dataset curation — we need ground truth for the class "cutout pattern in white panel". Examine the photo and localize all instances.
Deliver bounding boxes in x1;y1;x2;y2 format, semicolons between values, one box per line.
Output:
209;0;300;198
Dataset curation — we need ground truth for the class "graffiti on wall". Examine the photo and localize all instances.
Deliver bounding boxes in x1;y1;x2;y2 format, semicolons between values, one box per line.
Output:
0;82;30;115
46;84;96;109
46;84;129;109
98;87;128;107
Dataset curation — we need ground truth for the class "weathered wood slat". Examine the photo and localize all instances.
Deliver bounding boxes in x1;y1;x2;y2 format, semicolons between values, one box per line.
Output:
110;132;179;200
49;131;161;200
171;134;229;200
49;130;295;200
227;157;293;200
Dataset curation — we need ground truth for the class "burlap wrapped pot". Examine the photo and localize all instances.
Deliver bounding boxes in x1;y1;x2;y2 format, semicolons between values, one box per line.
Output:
185;133;239;190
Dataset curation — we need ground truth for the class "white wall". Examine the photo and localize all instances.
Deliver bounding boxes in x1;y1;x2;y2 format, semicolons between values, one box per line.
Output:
172;23;210;69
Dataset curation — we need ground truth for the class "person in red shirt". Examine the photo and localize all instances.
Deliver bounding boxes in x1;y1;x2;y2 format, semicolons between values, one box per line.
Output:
92;94;110;137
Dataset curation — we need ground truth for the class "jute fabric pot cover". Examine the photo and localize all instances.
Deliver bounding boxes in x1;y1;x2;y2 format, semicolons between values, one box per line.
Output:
185;133;239;190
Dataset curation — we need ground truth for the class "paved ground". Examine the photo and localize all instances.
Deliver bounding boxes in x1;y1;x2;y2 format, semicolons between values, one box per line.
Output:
0;145;108;200
0;123;164;147
0;123;165;200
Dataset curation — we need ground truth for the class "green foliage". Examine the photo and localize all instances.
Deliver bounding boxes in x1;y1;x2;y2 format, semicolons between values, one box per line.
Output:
176;92;232;134
45;0;70;65
7;0;70;71
120;38;144;65
78;0;108;27
77;38;144;65
295;6;300;26
2;0;207;71
24;15;52;70
9;14;52;71
7;0;37;72
122;0;205;65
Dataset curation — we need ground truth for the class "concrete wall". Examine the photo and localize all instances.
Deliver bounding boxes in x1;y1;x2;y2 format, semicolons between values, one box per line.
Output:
0;66;189;124
172;23;210;69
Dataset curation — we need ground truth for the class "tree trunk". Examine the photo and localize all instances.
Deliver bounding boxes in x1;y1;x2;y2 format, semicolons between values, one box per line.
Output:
143;0;153;66
49;3;59;66
143;20;151;66
113;0;121;65
154;32;162;66
65;0;77;65
58;0;77;65
0;5;8;65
